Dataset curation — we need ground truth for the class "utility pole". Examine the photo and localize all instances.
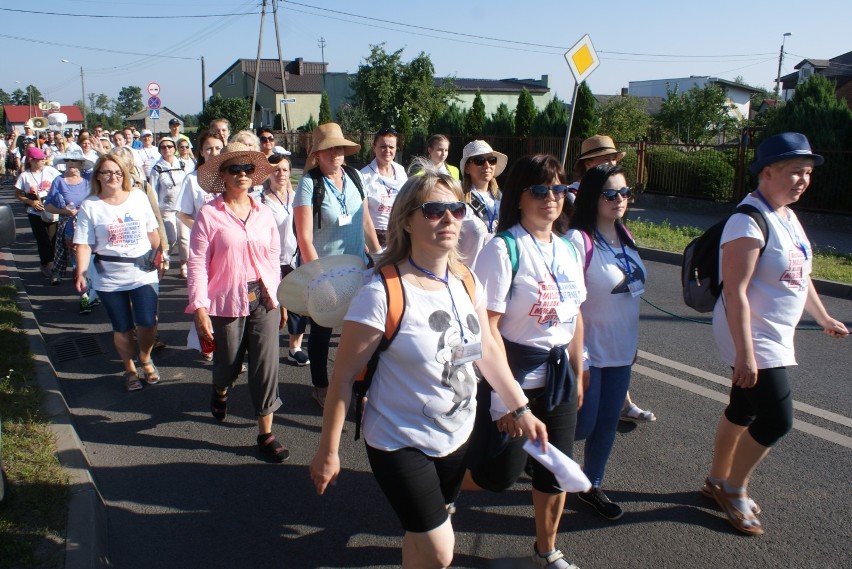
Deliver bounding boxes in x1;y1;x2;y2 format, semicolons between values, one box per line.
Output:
250;0;268;129
774;32;791;102
318;37;327;91
271;0;291;131
201;56;206;110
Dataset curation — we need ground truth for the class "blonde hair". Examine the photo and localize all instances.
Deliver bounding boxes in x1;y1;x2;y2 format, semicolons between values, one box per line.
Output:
90;155;132;195
109;147;145;190
377;158;467;278
461;162;500;203
230;130;260;151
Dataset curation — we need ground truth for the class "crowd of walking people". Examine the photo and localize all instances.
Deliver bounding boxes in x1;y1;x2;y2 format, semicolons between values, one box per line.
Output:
2;119;847;568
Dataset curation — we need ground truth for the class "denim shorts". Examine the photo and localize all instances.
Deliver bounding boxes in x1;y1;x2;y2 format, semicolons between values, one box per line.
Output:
97;283;159;332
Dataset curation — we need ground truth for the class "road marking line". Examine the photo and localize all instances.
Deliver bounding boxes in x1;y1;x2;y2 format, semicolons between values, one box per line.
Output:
633;364;852;450
637;350;852;429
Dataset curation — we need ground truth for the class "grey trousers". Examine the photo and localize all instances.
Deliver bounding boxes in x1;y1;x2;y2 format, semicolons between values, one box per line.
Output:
211;303;282;417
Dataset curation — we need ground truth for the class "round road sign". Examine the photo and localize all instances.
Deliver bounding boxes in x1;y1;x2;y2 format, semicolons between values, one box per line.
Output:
147;82;161;97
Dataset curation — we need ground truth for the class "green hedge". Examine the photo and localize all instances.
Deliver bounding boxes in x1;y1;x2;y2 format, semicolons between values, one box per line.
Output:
645;147;734;201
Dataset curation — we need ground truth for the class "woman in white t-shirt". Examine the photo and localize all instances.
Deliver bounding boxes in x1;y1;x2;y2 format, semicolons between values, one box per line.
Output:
468;154;586;569
705;133;847;536
14;147;62;276
456;140;506;265
566;164;646;522
360;127;407;247
74;155;162;392
310;165;548;569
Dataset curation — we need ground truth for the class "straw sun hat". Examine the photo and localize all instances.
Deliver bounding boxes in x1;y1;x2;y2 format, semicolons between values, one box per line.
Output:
197;141;276;193
304;123;360;171
575;135;626;163
277;255;368;328
458;140;508;177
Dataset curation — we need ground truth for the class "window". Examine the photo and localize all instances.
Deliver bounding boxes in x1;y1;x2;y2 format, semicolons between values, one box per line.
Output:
226;72;235;86
799;66;813;84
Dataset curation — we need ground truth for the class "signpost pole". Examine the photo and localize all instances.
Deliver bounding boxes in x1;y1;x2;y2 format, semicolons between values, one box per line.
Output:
560;81;581;166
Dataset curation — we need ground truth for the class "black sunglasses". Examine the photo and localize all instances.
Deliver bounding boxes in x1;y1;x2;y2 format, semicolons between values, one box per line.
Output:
159;144;175;150
259;135;275;142
471;155;498;166
414;201;466;221
222;163;256;175
376;127;397;136
178;145;190;150
524;184;569;200
601;187;632;202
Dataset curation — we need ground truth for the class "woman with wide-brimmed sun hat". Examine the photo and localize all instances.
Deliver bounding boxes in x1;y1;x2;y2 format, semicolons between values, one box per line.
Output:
293;122;381;409
457;140;507;266
187;141;289;463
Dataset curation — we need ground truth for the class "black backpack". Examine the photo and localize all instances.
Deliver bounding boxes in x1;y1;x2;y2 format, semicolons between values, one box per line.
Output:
308;165;364;229
681;204;769;313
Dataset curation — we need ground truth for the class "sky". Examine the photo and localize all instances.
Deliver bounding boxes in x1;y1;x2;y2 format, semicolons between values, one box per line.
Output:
1;0;849;119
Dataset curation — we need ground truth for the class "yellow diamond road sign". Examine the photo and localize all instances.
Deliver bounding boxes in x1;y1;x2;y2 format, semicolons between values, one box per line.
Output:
564;34;600;83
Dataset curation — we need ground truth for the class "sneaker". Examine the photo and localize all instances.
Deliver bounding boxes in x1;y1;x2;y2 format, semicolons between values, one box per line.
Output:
577;488;623;521
51;276;61;286
312;387;328;408
201;351;214;361
89;297;101;307
620;403;656;423
288;349;310;366
79;294;92;315
532;543;580;569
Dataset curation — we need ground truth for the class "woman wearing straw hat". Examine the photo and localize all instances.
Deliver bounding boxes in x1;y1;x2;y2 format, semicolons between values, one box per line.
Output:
293;122;381;408
310;162;548;569
187;142;290;462
458;140;507;265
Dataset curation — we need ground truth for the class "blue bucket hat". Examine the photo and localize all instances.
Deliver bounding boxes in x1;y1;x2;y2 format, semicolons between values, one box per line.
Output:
750;132;824;175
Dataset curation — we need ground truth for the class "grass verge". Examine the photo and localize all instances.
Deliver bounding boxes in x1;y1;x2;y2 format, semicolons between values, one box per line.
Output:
0;282;69;569
629;219;852;284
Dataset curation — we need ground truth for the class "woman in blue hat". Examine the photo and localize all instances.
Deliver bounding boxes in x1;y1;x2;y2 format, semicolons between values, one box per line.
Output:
703;132;848;535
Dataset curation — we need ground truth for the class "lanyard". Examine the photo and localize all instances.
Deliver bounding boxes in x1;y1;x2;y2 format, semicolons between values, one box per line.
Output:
753;190;809;260
323;174;348;215
472;189;497;232
408;257;467;343
595;230;633;276
521;226;564;302
370;163;397;196
268;189;290;213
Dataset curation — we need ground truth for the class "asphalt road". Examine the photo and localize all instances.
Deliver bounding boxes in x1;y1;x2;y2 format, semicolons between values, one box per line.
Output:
9;203;852;569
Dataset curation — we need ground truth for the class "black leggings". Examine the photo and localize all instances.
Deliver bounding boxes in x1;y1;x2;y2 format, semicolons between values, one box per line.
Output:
307;320;333;388
27;214;56;265
724;366;794;448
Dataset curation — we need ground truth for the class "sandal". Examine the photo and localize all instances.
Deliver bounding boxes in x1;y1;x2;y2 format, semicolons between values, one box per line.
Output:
257;433;290;463
620;403;656;423
139;360;161;385
701;477;760;515
708;479;764;536
124;370;143;392
210;387;228;421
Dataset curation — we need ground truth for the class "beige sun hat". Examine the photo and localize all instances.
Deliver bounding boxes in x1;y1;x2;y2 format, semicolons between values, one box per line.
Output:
576;135;626;163
458;140;508;178
304;123;360;171
276;255;368;328
197;141;276;193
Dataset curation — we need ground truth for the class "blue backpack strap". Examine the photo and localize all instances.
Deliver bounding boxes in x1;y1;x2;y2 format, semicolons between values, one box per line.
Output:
496;230;518;300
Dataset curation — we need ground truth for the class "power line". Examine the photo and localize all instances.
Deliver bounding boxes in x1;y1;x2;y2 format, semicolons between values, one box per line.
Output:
0;7;256;18
0;33;198;61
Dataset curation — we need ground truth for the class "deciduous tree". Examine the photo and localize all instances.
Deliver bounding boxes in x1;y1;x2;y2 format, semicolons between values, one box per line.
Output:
198;94;252;133
115;86;143;119
656;83;738;145
599;95;652;141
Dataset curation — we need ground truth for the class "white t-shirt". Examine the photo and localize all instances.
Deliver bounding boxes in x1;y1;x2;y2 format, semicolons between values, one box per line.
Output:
260;188;297;266
345;271;485;457
458;205;490;266
474;224;587;389
137;146;161;178
712;193;811;368
15;167;62;215
73;189;160;292
470;188;500;234
150;157;188;213
176;172;215;220
567;228;646;367
360;159;407;231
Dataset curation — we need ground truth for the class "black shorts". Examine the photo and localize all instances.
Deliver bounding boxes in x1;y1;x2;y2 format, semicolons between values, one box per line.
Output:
366;441;468;533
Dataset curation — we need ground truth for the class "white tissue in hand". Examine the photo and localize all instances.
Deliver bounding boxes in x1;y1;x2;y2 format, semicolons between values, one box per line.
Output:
523;439;591;493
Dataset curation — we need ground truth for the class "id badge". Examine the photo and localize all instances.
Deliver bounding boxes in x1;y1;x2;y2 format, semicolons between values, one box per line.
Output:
248;289;258;303
555;301;575;324
628;278;645;297
338;214;353;226
452;342;482;365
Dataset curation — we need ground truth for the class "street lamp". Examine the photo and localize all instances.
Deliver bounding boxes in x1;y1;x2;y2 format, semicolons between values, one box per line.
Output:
774;32;792;102
61;59;87;130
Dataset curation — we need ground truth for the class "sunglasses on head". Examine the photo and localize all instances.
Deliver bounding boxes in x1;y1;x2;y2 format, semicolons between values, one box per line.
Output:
524;184;569;200
471;155;498;166
414;201;466;221
222;163;256;175
601;187;632;201
259;135;274;142
376;127;397;137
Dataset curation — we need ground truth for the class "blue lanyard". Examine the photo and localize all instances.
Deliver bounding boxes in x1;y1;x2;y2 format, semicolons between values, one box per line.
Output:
521;226;564;302
408;257;467;343
370;164;397;196
472;189;497;232
323;174;348;215
268;189;290;213
753;190;809;260
594;230;633;276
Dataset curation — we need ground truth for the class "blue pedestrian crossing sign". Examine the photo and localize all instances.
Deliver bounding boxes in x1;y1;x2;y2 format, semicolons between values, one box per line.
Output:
149;109;160;119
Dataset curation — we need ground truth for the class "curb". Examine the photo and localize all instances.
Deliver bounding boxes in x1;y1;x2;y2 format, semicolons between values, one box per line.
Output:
1;249;109;569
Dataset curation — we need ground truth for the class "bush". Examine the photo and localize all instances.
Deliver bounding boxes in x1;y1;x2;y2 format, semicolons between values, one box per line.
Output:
644;147;734;201
688;151;735;201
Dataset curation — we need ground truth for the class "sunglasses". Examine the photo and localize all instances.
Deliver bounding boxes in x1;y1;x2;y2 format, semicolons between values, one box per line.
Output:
178;145;190;150
222;163;256;175
524;184;569;200
471;156;498;166
415;201;466;221
376;127;397;136
601;187;632;202
259;136;275;142
159;144;175;150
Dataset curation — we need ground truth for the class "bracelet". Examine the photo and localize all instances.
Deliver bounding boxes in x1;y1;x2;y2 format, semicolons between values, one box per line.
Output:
511;405;531;421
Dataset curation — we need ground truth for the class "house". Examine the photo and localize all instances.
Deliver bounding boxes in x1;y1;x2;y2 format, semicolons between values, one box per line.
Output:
437;76;552;114
780;50;852;107
3;105;84;133
126;106;184;134
594;92;664;115
209;58;351;130
628;76;762;121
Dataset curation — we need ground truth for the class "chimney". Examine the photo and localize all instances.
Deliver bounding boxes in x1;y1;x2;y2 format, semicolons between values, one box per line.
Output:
295;57;304;75
621;87;628;96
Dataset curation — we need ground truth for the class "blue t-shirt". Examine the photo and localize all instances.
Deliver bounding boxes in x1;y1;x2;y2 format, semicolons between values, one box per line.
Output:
294;169;366;259
45;176;91;210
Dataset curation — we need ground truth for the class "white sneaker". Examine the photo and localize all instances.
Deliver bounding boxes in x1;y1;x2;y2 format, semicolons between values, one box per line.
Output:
532;544;580;569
